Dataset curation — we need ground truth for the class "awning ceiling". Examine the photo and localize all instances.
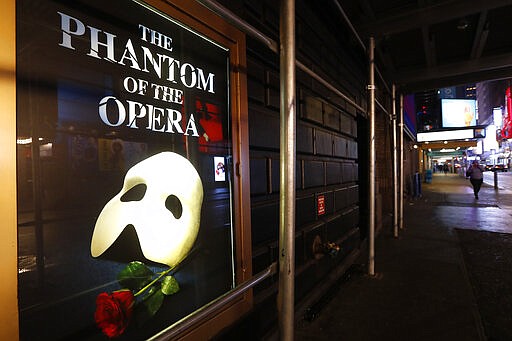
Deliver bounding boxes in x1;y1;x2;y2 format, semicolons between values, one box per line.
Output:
333;0;512;92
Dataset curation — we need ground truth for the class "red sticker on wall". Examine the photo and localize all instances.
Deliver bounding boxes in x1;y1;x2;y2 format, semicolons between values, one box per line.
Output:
317;195;325;216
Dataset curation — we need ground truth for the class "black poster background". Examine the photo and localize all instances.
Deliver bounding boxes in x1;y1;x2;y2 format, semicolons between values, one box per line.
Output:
17;1;234;339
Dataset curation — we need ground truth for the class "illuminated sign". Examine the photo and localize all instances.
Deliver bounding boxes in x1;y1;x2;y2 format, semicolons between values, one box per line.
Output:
17;1;236;339
417;129;476;142
441;99;477;128
502;87;512;139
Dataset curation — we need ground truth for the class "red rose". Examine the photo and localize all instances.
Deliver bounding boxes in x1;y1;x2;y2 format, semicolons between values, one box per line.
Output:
94;290;134;338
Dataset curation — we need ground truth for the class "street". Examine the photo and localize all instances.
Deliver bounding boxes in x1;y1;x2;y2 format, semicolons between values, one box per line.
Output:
483;170;512;190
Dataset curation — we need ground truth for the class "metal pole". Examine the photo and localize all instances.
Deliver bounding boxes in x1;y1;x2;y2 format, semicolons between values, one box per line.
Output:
399;94;404;230
368;37;376;276
392;84;398;238
278;0;296;339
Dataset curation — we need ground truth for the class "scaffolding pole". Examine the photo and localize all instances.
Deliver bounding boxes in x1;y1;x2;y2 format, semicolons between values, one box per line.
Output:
392;84;399;238
368;37;376;276
399;94;405;230
278;0;296;339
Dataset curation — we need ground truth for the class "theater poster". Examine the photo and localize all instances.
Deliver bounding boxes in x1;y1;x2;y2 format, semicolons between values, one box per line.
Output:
16;0;246;339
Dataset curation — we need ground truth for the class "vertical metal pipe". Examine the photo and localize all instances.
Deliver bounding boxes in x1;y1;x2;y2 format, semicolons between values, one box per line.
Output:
278;0;295;339
399;94;404;230
392;84;398;238
368;37;376;276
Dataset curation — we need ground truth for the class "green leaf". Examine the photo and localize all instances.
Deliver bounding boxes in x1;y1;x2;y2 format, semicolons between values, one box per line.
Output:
161;276;180;295
117;261;154;292
135;286;164;326
143;287;165;317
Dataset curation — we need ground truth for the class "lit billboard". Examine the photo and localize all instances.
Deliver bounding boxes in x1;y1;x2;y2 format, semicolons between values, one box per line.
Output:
17;1;239;339
417;128;483;142
441;99;477;128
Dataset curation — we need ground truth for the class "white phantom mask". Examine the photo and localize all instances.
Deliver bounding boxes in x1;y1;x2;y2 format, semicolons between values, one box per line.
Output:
91;152;203;267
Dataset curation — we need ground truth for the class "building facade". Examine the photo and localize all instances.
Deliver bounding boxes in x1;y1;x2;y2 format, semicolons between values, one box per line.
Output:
1;1;418;339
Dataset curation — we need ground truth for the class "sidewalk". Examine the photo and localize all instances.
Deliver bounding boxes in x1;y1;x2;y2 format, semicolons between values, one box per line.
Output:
295;173;512;341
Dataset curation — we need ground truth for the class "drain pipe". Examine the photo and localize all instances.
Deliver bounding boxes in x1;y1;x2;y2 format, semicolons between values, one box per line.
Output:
368;37;376;276
278;0;296;339
392;84;398;238
399;94;404;230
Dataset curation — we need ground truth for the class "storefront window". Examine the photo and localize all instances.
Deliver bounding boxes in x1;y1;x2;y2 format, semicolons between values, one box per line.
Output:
17;1;236;339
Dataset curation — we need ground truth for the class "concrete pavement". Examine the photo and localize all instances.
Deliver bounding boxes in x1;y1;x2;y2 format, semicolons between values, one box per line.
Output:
295;173;512;340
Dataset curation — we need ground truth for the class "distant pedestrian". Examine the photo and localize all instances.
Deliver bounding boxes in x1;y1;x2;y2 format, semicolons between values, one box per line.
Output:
466;160;485;199
443;163;449;174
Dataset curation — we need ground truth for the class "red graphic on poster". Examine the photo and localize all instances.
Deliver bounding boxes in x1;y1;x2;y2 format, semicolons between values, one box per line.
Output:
196;98;223;152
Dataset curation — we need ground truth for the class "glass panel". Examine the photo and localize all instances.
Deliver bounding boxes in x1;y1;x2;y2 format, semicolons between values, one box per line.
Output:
17;1;234;339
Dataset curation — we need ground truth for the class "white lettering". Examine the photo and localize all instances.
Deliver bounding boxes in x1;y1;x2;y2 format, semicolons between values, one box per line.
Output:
151;84;183;104
197;69;215;93
148;105;166;132
138;78;149;95
166;109;184;134
58;12;86;50
123;77;138;94
162;56;180;84
139;24;173;52
57;12;216;93
141;46;162;78
99;96;126;126
127;100;146;128
163;36;173;52
98;97;199;136
118;39;141;71
184;114;199;137
138;24;151;43
123;77;148;95
87;26;117;62
180;63;196;88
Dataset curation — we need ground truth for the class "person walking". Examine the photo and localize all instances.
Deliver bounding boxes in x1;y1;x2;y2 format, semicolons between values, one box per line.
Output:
466;160;485;199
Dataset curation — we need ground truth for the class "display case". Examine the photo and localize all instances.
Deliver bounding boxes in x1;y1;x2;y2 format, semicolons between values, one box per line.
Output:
16;0;251;339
